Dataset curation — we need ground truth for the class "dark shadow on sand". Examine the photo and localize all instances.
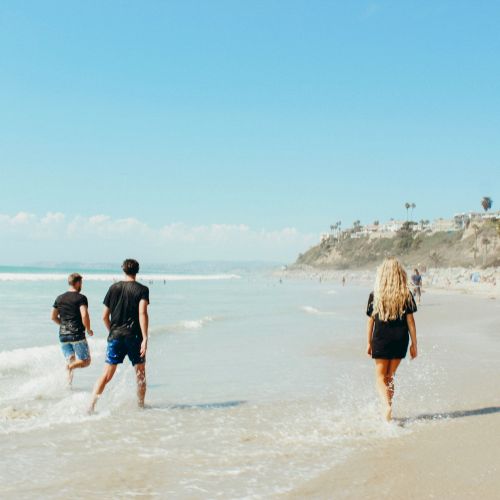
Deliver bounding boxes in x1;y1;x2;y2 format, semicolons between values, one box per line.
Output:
151;400;247;411
397;406;500;425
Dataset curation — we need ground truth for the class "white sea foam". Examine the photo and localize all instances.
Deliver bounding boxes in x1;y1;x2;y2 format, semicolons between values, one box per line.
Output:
0;273;241;282
0;338;122;434
177;317;216;330
151;316;218;335
300;306;335;315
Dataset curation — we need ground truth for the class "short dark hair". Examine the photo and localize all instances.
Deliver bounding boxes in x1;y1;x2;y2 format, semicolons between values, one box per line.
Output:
68;273;83;286
122;258;140;276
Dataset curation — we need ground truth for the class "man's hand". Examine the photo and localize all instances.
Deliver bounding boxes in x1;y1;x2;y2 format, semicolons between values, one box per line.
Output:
366;343;372;357
87;329;94;337
410;343;418;359
140;338;148;357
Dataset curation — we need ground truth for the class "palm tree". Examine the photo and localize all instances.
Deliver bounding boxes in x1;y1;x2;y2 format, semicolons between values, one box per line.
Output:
481;196;493;212
411;203;416;221
405;202;411;221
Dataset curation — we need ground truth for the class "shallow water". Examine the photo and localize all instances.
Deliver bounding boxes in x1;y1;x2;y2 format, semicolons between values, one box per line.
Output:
1;270;498;498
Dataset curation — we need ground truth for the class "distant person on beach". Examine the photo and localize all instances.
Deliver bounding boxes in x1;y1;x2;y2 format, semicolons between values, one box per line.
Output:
411;268;422;304
51;273;93;385
366;258;418;421
342;276;346;287
89;259;149;413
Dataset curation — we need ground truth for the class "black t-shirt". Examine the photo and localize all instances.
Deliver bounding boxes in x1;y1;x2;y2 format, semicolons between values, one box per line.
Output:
53;291;88;342
366;291;417;338
366;291;417;319
103;281;150;340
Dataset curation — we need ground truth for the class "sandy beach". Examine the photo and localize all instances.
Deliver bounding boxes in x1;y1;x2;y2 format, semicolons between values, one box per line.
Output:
278;266;500;299
284;287;500;500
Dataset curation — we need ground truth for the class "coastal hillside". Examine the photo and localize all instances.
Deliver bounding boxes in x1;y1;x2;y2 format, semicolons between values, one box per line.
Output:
295;219;500;270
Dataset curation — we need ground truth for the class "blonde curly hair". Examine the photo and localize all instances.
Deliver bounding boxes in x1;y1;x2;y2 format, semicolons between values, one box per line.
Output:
373;257;412;321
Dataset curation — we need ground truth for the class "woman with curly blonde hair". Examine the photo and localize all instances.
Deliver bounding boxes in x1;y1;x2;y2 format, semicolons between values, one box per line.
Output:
366;257;418;421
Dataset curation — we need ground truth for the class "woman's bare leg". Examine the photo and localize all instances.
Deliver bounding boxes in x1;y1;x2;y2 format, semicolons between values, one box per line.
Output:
385;359;402;419
374;359;392;420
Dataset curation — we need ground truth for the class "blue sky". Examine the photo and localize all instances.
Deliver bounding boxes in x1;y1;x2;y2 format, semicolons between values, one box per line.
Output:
0;1;499;263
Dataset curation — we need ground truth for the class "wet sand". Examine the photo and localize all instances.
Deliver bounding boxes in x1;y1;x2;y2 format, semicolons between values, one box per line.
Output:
285;290;500;499
287;411;500;499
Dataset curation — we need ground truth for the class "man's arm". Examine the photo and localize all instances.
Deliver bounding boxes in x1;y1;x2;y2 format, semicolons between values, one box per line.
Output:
80;304;93;336
139;299;149;357
51;307;61;326
102;306;111;332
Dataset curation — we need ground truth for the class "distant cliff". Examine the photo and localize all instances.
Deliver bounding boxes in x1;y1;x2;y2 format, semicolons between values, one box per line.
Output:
294;220;500;270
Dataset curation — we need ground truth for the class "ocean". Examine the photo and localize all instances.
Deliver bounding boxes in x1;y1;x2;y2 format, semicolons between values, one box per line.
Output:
0;265;479;499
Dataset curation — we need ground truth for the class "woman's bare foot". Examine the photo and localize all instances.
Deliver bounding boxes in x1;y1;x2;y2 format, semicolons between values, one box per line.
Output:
384;405;392;422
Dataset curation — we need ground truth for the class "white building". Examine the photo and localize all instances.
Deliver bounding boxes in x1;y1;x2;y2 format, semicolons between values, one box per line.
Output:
431;218;457;232
379;219;405;233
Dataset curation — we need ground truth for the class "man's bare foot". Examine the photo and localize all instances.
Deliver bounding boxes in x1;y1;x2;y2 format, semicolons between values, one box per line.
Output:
88;395;98;415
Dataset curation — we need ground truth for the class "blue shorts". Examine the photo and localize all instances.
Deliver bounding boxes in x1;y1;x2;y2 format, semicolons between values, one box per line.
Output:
61;339;90;361
106;336;145;366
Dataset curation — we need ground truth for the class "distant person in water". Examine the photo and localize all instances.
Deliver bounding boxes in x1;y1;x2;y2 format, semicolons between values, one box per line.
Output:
342;276;346;287
51;273;93;385
411;268;422;304
89;259;149;413
366;258;418;421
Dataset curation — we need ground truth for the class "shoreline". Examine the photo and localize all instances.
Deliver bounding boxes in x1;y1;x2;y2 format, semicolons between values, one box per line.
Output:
275;265;499;299
283;288;500;499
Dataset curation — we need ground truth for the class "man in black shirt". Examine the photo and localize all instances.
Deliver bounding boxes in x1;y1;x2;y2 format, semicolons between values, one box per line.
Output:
51;273;93;385
89;259;149;412
411;268;423;304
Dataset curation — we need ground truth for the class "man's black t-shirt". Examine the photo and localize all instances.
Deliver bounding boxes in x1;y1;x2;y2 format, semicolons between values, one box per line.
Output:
53;291;88;342
103;281;149;340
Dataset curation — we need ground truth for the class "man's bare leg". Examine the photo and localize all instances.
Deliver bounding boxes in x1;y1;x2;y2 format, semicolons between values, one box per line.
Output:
66;356;91;387
66;355;75;386
135;363;146;408
89;364;117;413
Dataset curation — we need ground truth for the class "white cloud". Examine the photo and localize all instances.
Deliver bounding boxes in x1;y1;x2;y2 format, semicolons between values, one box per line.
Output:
0;212;317;263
